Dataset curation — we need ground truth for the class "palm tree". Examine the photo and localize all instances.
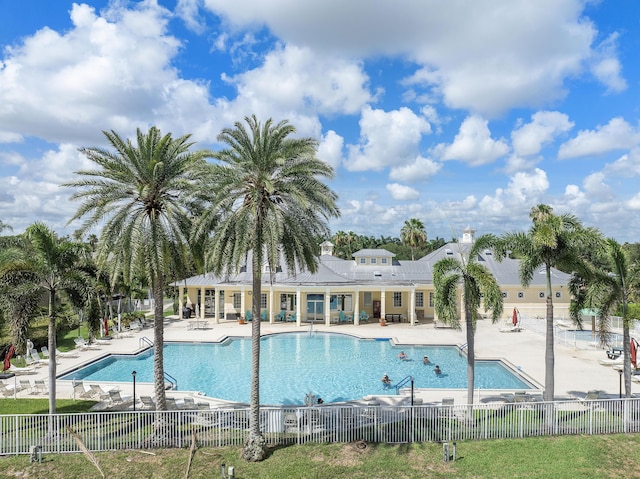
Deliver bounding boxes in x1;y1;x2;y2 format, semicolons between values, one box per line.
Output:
0;222;91;414
433;234;503;404
571;238;639;397
65;126;211;418
495;204;602;401
401;218;427;261
0;220;12;234
193;115;339;461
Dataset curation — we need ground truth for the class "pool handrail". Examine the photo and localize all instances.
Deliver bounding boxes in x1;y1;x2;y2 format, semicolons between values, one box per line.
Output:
139;337;153;349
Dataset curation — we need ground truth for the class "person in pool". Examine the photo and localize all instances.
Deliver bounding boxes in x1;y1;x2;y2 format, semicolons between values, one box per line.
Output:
398;351;408;361
423;355;431;365
381;374;392;386
434;365;442;375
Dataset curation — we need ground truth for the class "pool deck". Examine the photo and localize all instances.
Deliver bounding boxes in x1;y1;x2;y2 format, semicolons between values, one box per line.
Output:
7;315;637;408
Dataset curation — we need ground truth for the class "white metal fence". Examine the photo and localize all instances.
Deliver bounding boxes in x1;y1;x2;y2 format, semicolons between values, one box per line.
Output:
3;398;640;455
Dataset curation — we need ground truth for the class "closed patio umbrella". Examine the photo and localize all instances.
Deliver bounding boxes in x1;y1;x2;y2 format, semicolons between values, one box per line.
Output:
512;307;519;327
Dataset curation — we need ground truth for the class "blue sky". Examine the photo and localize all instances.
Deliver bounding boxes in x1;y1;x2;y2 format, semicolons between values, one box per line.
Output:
1;0;640;242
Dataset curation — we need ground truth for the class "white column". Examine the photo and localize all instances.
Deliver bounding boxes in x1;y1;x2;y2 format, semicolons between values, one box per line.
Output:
296;288;302;327
354;287;360;325
325;288;331;326
179;286;184;318
381;288;386;320
200;287;205;319
410;286;416;326
215;287;220;324
241;286;246;319
269;287;274;324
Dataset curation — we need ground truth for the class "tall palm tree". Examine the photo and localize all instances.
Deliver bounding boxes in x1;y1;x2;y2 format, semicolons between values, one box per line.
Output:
401;218;427;260
65;126;211;419
0;222;91;414
433;234;503;404
571;238;639;397
495;204;602;401
193;115;339;461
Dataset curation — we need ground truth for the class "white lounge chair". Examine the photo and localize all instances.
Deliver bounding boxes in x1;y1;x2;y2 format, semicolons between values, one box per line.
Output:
74;338;100;350
8;364;37;375
33;380;47;394
73;381;93;399
56;348;79;358
139;396;156;410
88;384;111;401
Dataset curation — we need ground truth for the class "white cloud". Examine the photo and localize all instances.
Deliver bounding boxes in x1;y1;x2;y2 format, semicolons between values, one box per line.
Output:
386;183;419;201
0;2;216;144
478;168;549;216
317;130;344;169
436;115;509;166
220;45;371;121
203;0;603;116
583;172;613;201
511;111;574;156
389;156;441;182
345;106;431;171
558;117;640;159
590;32;627;93
627;193;640;211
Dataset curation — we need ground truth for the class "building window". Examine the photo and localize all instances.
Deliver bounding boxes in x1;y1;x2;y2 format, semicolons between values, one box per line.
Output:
360;258;366;264
371;258;377;264
555;291;562;299
233;293;242;309
381;258;388;264
364;292;372;306
415;292;424;308
429;292;434;308
539;291;545;299
261;293;268;309
501;292;508;299
517;291;525;299
393;292;402;308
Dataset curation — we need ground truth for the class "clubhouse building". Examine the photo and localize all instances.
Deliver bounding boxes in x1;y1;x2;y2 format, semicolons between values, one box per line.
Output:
176;227;571;326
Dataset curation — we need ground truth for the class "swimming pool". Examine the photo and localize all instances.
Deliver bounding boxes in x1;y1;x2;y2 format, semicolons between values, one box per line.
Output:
60;332;532;405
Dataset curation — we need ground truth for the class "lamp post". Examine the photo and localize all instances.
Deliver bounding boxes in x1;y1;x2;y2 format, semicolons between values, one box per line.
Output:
132;370;137;411
619;369;623;398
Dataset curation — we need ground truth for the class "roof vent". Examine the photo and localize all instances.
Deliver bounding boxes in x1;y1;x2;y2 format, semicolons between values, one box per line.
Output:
374;271;382;277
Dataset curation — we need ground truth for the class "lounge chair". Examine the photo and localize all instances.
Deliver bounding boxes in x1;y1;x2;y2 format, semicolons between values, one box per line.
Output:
260;310;268;321
88;384;111;401
581;390;603;401
0;385;14;398
139;396;156;410
275;310;286;322
25;349;44;367
338;311;352;323
19;380;32;393
245;310;253;322
183;397;196;409
108;390;127;407
499;325;521;333
74;338;100;350
359;310;370;323
287;312;297;322
56;348;79;358
73;381;93;399
7;364;37;375
40;346;50;358
33;380;47;394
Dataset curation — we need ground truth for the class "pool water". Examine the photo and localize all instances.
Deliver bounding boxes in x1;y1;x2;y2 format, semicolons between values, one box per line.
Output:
60;332;532;405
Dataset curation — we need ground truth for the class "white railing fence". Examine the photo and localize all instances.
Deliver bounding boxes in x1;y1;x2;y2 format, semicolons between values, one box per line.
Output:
3;399;640;455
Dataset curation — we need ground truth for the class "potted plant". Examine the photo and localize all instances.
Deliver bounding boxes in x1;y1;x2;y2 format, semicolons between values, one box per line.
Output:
379;318;387;327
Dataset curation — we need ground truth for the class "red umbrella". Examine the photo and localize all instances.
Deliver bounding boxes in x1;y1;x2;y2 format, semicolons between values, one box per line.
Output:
512;308;519;327
631;339;638;369
3;345;15;371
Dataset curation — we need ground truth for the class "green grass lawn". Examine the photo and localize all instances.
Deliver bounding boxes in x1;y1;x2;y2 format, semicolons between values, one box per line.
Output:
0;435;637;478
0;400;637;478
0;398;96;414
